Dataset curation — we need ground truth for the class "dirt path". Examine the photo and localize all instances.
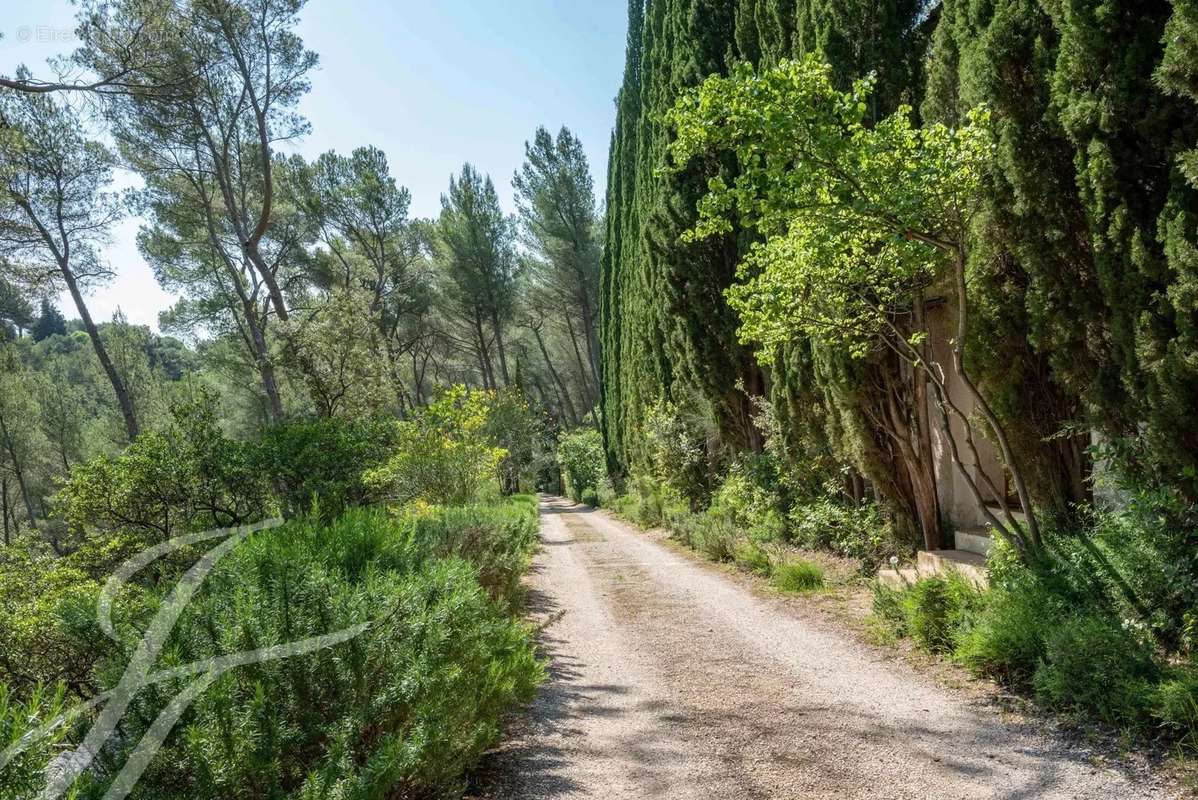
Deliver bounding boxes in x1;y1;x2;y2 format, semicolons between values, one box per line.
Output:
468;497;1177;799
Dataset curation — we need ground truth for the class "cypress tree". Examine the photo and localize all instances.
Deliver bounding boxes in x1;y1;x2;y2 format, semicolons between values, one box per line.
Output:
925;0;1198;496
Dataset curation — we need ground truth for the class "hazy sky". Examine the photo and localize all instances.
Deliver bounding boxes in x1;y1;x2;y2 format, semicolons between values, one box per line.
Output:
0;1;627;330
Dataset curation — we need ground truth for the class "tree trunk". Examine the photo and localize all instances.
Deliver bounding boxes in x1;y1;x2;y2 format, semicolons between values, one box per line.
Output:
564;313;594;407
531;323;579;425
2;476;10;545
0;410;37;531
60;265;139;441
243;304;283;423
910;293;943;551
491;310;511;387
473;311;495;389
949;249;1040;549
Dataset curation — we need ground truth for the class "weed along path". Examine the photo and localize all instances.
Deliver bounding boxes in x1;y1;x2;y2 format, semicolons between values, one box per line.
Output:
468;497;1175;800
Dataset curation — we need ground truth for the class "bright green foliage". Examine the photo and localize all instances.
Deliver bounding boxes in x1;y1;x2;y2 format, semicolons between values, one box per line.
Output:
1032;614;1158;730
732;539;773;575
900;574;982;654
483;389;553;495
710;454;788;541
788;497;897;571
255;416;400;519
1154;664;1198;748
953;576;1061;688
52;500;542;800
771;559;825;593
555;428;606;503
55;391;272;548
669;58;992;361
0;684;74;800
0;545;147;699
363;386;507;506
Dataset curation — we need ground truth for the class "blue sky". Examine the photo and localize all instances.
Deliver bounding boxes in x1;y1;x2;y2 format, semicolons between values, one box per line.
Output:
0;0;628;330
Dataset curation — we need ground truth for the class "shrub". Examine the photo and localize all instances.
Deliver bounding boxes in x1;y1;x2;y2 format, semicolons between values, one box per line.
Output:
642;397;711;509
580;487;600;507
772;559;824;593
72;499;543;800
255;415;398;518
556;428;606;502
621;475;674;528
363;387;506;506
1153;663;1198;748
1031;614;1158;730
710;454;787;538
0;545;149;699
733;540;773;576
56;391;271;546
670;509;737;562
788;497;899;570
871;581;908;636
953;574;1061;687
0;684;74;799
901;574;981;654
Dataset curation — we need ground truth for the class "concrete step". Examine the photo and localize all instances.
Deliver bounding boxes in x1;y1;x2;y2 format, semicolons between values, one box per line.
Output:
917;549;989;589
876;567;922;590
954;527;993;557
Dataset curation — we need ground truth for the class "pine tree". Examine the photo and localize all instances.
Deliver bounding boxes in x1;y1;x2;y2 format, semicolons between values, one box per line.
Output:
31;299;67;342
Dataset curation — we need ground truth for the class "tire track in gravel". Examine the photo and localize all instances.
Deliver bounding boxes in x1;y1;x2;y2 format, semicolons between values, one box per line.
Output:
467;497;1177;800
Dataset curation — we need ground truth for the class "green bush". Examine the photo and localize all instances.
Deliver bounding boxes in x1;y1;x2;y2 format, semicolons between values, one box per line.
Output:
0;684;74;800
363;387;506;506
953;574;1061;687
255;415;398;518
56;392;272;547
772;559;824;593
733;540;773;575
1031;614;1158;730
580;486;600;507
0;545;150;699
1153;663;1198;748
72;500;542;800
642;397;712;510
710;454;787;539
556;428;606;502
788;497;899;571
871;580;908;636
617;475;675;528
901;574;981;654
670;509;737;563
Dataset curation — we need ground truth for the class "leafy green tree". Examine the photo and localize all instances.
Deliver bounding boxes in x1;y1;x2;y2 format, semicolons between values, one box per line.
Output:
82;0;319;326
514;126;602;410
669;58;1040;555
556;428;606;502
289;147;429;410
0;276;34;342
55;390;272;548
435;165;520;390
30;299;65;342
363;386;507;505
0;91;139;440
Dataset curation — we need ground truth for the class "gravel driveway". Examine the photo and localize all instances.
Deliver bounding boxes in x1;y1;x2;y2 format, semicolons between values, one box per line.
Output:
467;497;1178;799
